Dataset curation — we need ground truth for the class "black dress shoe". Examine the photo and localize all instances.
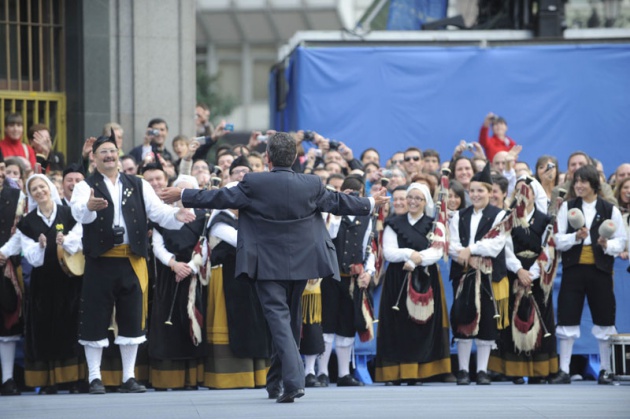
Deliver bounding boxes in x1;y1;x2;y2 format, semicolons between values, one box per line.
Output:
528;377;546;385
548;370;571;385
89;379;106;395
598;369;613;385
512;377;525;385
337;374;364;387
119;378;146;393
455;369;470;386
317;374;330;387
39;385;58;395
0;378;20;396
276;388;305;403
476;371;491;385
305;373;322;388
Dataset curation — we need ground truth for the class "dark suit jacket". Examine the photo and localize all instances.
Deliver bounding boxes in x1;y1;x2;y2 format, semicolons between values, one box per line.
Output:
182;167;372;281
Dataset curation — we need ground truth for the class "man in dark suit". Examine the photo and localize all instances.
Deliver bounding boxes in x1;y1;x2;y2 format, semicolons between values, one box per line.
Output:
161;132;388;403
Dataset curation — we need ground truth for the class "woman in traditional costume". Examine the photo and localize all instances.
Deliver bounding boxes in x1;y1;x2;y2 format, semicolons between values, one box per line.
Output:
3;174;84;393
375;183;451;384
149;175;208;390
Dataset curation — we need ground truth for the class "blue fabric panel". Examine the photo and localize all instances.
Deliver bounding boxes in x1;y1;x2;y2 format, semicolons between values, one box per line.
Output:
387;0;449;29
285;44;630;175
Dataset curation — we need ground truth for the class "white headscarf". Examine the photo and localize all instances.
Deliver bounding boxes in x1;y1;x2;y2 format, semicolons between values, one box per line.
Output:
173;174;199;190
406;182;434;216
26;174;62;211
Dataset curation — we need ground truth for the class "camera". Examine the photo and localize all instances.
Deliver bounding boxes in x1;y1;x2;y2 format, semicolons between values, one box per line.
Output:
112;226;125;245
545;162;556;173
464;142;474;151
313;149;322;157
147;128;160;137
303;130;314;142
224;123;234;132
329;140;340;151
257;135;268;143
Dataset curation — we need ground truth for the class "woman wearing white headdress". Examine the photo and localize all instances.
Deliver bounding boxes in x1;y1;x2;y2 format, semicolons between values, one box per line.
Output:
375;183;451;385
0;174;83;394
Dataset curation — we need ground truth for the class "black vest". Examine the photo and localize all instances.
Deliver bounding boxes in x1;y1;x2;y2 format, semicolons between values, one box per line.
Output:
209;211;238;265
0;183;20;245
83;172;149;258
511;209;550;270
562;198;614;274
450;204;507;282
333;214;371;274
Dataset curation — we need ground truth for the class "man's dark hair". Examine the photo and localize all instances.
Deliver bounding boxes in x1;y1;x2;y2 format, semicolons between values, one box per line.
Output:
404;147;422;156
423;149;440;163
567;151;593;168
572;165;600;194
148;118;168;130
120;155;137;165
4;113;23;126
492;175;509;194
326;173;346;185
341;175;364;194
392;185;407;193
267;132;297;167
360;147;379;161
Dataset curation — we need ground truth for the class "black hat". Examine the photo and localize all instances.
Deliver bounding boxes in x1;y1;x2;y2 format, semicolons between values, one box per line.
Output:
62;163;84;179
92;128;118;153
140;162;164;176
471;162;492;185
229;155;251;175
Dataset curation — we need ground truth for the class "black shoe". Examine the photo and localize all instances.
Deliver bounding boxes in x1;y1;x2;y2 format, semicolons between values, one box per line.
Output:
336;374;364;387
305;373;322;388
317;374;330;387
527;377;546;385
267;383;283;399
476;371;491;385
456;369;470;386
598;369;613;385
276;388;305;403
512;377;525;385
38;385;58;395
119;378;146;393
0;378;20;396
89;379;106;395
548;370;571;385
406;379;423;386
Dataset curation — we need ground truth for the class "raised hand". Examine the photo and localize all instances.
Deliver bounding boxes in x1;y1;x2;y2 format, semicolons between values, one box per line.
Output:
87;188;108;212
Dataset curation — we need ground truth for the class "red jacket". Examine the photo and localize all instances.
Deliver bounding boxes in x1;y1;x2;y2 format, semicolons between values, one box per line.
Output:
0;136;37;169
478;126;515;162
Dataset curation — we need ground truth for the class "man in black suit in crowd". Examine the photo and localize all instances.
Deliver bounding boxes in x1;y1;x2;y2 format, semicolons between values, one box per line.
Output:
161;132;388;403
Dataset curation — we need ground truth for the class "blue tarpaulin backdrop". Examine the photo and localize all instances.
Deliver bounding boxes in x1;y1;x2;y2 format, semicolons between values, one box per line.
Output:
270;42;630;369
271;43;630;175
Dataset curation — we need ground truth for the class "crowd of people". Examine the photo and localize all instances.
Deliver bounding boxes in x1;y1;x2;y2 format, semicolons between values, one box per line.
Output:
0;107;628;401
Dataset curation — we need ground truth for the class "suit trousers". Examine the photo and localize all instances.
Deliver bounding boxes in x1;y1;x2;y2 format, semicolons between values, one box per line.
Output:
256;279;307;393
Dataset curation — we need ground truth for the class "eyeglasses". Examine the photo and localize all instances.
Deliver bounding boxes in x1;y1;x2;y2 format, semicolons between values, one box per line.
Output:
404;156;421;162
406;196;425;202
391;159;404;164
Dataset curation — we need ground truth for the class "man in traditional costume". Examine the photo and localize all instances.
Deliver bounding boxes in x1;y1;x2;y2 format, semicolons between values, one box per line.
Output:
70;131;194;394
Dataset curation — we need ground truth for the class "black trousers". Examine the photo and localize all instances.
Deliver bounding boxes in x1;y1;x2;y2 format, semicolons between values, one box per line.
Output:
557;264;616;326
321;276;355;338
79;257;143;341
256;279;307;394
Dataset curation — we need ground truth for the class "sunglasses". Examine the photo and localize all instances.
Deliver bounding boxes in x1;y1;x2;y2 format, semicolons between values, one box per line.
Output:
404;156;421;162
